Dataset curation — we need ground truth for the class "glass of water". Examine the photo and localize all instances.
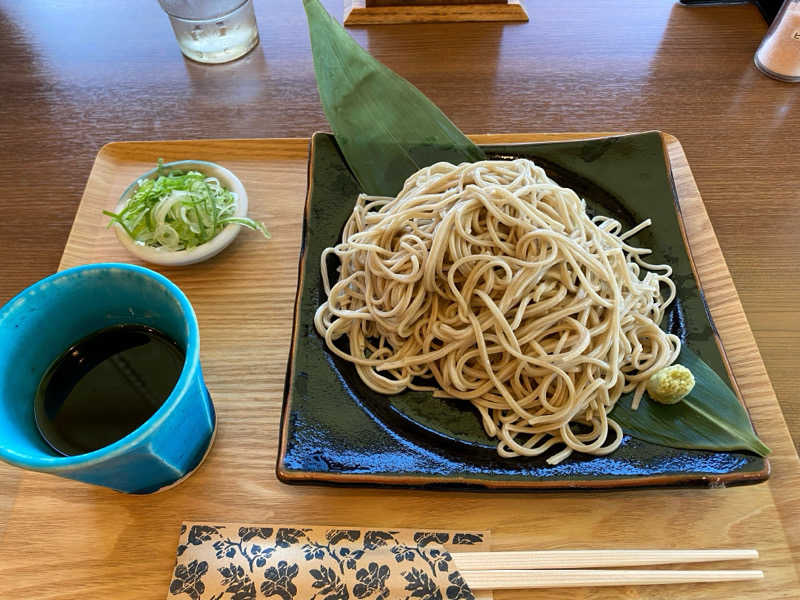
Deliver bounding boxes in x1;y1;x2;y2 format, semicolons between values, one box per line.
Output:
158;0;260;64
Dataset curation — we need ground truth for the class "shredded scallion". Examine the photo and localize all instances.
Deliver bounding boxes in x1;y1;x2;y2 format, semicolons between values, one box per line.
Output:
104;160;270;251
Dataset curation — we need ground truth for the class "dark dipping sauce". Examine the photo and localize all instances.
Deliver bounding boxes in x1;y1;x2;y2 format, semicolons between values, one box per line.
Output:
34;324;185;456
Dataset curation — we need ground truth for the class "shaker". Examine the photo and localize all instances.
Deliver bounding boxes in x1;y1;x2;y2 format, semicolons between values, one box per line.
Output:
754;0;800;81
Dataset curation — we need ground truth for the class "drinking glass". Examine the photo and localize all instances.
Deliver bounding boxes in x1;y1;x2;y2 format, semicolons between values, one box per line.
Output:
158;0;260;64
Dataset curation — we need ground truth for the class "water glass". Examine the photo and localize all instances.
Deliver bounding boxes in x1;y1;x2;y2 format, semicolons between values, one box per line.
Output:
158;0;260;64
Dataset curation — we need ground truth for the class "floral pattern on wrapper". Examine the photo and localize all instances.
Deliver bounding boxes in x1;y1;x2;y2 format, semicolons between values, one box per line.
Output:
168;524;487;600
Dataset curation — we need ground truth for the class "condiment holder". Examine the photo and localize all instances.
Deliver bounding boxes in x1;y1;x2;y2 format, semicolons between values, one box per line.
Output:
343;0;529;26
754;0;800;81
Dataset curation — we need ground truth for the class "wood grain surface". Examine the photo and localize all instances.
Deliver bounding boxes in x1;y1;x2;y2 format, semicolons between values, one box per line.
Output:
0;135;797;600
0;0;799;598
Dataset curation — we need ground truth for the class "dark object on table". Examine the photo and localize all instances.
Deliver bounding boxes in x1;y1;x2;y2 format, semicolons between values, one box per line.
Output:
680;0;783;23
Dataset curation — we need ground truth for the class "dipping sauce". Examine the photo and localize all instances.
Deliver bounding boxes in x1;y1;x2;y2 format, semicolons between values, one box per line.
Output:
34;324;185;456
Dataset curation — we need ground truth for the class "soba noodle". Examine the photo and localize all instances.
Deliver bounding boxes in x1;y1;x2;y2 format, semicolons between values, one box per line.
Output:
314;159;680;464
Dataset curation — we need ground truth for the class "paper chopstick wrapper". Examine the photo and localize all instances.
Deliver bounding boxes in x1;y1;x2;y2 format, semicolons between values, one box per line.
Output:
168;523;492;600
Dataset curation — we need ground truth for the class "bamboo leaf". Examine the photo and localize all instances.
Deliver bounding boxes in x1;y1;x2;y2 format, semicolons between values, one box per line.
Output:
303;0;485;196
610;347;770;456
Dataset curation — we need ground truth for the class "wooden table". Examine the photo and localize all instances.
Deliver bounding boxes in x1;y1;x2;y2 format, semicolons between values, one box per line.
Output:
1;1;798;598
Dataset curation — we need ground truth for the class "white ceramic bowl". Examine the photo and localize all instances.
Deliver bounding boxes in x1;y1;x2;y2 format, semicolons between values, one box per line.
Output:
111;160;248;266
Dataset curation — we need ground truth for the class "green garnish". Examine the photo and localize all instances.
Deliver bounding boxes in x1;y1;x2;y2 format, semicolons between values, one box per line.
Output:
646;364;695;405
104;161;270;251
611;347;770;457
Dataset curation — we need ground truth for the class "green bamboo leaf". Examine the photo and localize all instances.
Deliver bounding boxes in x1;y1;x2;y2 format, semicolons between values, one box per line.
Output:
610;347;770;456
303;0;485;196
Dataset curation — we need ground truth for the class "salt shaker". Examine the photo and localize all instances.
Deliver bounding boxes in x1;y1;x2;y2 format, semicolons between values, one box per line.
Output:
754;0;800;82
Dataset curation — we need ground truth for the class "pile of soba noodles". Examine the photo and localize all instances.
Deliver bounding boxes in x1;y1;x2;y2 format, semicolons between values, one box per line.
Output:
314;159;680;464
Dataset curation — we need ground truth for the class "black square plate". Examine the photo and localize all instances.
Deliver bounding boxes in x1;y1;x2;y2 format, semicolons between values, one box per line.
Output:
277;132;769;490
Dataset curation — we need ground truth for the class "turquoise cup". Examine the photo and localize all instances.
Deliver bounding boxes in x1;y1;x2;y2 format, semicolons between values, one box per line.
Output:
0;263;215;494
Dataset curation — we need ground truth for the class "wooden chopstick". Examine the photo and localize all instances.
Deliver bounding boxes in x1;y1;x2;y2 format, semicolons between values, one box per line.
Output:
451;549;758;570
459;568;764;590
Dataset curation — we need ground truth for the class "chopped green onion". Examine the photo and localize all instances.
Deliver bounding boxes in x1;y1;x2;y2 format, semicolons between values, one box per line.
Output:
104;162;270;251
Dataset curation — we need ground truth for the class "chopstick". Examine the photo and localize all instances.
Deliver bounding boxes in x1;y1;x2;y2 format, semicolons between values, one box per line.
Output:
450;549;762;590
450;548;758;570
459;568;764;590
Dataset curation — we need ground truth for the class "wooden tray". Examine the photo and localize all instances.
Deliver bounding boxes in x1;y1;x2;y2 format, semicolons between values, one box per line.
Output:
1;135;796;599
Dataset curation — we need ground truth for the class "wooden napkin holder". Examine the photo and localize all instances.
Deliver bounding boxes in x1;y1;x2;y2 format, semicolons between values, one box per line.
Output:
344;0;529;25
